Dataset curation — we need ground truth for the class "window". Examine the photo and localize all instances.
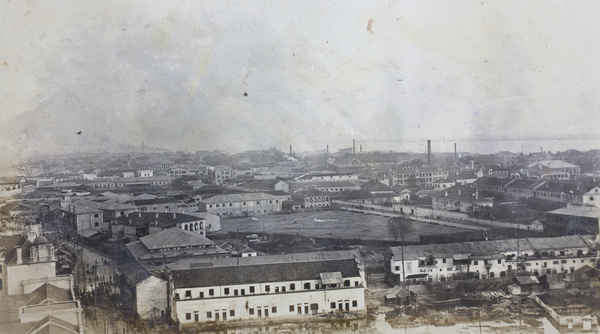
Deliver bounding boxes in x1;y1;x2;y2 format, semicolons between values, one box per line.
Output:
355;281;359;287
249;286;255;293
265;285;270;292
275;287;279;293
472;260;478;265
394;266;400;271
498;259;502;264
209;289;214;296
94;213;99;218
186;313;191;320
243;202;246;206
249;308;254;315
257;201;260;204
344;280;350;287
330;302;336;309
224;288;229;295
304;282;310;290
185;290;191;298
234;289;238;296
241;289;245;295
290;283;295;290
175;293;180;300
442;258;447;263
352;300;358;307
207;311;212;319
94;222;99;227
0;278;2;290
230;310;235;317
289;305;294;312
199;292;204;298
229;203;232;206
272;306;277;313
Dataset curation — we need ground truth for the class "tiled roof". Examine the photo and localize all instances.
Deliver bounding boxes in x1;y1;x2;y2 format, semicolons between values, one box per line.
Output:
139;227;214;251
536;181;592;195
527;160;579;169
27;283;72;305
294;188;329;198
473;177;511;186
179;250;361;269
526;235;593;250
171;258;360;289
361;180;394;193
505;179;545;190
201;192;279;203
133;198;179;206
392;235;595;260
456;171;477;180
115;212;202;228
289;181;360;190
546;205;600;219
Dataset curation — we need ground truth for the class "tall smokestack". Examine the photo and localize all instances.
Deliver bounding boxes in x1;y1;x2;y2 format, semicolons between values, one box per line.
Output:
427;140;431;166
353;139;356;155
360;145;362;153
327;144;329;154
290;144;292;156
454;143;457;159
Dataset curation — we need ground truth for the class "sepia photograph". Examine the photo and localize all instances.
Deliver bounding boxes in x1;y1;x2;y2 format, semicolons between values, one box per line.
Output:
1;1;600;333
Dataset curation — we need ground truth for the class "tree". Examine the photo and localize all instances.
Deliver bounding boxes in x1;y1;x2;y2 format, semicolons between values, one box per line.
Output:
388;217;414;284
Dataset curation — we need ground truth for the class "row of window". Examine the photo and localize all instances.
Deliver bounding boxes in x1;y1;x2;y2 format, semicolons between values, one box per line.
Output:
177;281;361;300
188;300;360;321
209;200;280;209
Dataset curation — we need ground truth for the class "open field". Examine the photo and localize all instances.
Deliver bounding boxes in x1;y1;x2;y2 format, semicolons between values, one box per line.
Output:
220;210;473;242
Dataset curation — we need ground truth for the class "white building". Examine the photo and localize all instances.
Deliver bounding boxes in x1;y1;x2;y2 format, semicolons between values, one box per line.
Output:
387;235;597;285
167;252;366;325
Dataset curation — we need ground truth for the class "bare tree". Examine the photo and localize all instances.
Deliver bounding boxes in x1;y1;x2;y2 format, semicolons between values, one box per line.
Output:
388;217;414;284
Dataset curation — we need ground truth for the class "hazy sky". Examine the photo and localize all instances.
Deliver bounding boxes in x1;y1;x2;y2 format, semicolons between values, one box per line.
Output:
1;1;599;159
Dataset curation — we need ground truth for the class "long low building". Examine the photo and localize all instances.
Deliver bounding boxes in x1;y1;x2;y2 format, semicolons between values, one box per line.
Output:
167;251;366;325
197;192;288;217
386;235;598;285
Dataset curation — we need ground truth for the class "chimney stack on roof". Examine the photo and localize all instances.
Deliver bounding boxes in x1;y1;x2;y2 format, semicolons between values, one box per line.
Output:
16;246;23;265
155;212;159;219
173;213;176;219
138;211;142;218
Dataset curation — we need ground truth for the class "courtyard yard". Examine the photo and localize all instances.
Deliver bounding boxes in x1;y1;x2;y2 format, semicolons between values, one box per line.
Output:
220;210;472;243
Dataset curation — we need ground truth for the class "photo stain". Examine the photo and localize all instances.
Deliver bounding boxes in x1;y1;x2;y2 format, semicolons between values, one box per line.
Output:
243;92;248;97
366;19;373;34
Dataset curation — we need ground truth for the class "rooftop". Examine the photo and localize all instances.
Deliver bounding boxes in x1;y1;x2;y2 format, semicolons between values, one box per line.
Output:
139;227;215;251
170;258;360;289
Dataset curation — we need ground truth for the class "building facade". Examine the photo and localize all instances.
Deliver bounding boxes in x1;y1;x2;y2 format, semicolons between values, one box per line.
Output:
168;257;366;325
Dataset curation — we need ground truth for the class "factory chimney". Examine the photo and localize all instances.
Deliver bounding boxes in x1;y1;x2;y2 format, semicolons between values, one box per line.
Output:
427;140;431;166
360;145;362;153
353;139;356;155
290;144;292;156
454;143;457;159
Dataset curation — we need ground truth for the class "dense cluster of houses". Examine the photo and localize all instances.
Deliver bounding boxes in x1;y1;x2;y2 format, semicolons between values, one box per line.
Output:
1;147;600;331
